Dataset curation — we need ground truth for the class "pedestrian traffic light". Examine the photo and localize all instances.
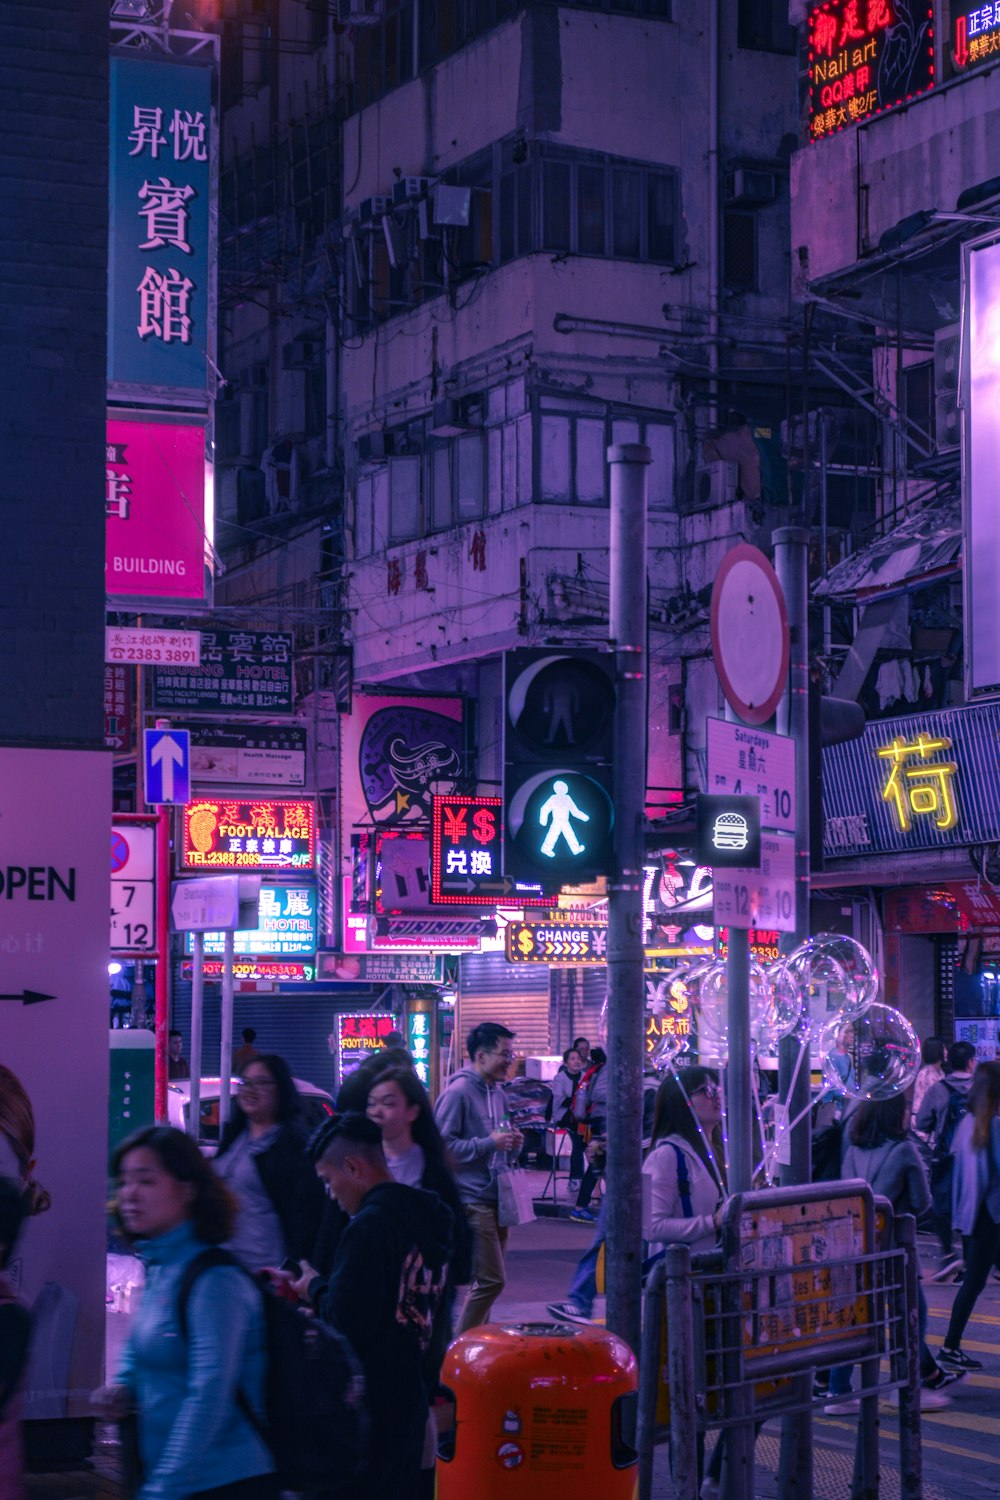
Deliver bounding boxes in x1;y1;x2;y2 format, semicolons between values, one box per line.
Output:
503;649;616;884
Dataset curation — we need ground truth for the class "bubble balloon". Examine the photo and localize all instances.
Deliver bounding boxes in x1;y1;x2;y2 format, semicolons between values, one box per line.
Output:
651;1028;691;1072
809;934;880;1009
646;968;701;1070
694;959;772;1065
817;1002;920;1101
757;960;804;1051
785;939;870;1036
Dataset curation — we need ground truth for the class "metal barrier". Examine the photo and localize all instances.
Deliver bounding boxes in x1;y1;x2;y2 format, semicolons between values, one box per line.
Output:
636;1181;921;1500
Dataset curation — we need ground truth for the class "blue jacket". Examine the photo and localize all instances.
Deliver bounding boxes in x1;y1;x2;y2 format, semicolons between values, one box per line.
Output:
116;1222;272;1500
951;1113;1000;1236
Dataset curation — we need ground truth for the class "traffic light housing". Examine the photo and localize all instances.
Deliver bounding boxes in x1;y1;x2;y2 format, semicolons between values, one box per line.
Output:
503;649;616;884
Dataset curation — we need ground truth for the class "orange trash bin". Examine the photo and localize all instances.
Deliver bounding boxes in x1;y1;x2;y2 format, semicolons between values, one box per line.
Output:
437;1320;638;1497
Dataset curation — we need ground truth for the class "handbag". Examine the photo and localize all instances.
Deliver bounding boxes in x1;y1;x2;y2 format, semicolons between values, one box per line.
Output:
497;1168;536;1227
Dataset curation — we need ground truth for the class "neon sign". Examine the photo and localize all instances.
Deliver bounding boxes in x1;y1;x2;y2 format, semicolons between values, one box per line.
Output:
336;1012;399;1084
808;1;935;141
182;799;316;870
876;734;960;834
430;794;557;908
407;1010;432;1088
185;883;318;959
953;3;1000;68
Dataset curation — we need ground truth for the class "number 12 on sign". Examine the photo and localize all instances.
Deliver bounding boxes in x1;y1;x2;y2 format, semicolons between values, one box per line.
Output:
712;834;796;934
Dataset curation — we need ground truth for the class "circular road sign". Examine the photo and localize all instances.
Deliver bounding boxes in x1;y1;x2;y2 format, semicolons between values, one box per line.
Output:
710;544;789;725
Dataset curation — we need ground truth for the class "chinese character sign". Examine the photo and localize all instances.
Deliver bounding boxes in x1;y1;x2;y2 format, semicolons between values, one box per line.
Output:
808;0;934;140
187;883;318;958
106;419;208;602
821;705;1000;859
182;799;316;871
407;1009;433;1088
109;57;213;392
953;2;1000;69
336;1012;398;1085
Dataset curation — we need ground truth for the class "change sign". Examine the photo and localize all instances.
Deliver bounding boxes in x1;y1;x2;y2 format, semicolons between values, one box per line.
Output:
505;919;608;965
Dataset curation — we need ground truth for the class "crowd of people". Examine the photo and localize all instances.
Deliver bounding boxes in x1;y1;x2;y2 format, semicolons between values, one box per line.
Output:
6;1017;1000;1500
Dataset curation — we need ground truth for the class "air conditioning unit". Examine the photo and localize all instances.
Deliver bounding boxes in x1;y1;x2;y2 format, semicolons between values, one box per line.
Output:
934;322;960;453
392;176;432;208
433;184;471;227
693;460;739;509
358;195;390;226
724;168;777;206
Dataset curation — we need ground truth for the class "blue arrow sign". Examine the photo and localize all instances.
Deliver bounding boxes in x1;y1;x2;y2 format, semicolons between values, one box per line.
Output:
144;728;191;806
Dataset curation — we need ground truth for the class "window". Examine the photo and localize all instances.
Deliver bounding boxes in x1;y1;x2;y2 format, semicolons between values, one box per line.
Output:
537;150;677;264
723;210;758;291
737;0;797;53
388;456;420;542
538;408;674;508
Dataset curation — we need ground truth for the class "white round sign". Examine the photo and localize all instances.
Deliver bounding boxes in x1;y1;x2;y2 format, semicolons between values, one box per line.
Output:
710;545;789;725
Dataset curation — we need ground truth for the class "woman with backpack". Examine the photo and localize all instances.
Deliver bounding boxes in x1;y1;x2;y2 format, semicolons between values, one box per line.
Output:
824;1093;957;1412
642;1067;728;1499
938;1060;1000;1372
569;1048;608;1223
93;1126;276;1500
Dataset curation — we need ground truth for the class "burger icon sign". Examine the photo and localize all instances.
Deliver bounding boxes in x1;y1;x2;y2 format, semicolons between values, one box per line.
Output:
712;810;749;852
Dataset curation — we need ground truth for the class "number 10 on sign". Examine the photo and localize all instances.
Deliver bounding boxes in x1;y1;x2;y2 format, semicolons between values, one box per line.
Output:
712;834;796;933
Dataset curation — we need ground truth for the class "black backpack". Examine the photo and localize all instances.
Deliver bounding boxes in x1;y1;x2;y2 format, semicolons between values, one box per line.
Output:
935;1083;969;1159
178;1248;369;1494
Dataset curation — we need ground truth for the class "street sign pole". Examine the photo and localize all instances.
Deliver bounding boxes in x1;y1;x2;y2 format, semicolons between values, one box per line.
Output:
155;806;171;1121
220;928;236;1128
606;442;650;1359
189;930;204;1137
773;526;813;1500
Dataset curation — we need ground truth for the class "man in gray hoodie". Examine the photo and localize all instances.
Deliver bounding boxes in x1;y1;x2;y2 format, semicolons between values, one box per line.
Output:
434;1021;522;1331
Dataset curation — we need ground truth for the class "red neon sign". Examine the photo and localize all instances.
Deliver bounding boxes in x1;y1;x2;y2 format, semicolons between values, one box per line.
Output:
808;1;934;141
182;798;316;871
430;795;556;907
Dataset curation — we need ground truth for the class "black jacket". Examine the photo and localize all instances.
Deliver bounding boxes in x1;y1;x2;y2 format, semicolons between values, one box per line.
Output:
215;1117;325;1262
313;1182;454;1500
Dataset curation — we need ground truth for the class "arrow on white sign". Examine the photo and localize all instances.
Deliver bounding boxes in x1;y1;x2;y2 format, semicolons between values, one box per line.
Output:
151;735;186;802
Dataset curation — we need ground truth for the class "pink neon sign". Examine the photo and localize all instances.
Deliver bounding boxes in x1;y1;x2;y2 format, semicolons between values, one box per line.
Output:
106;418;208;602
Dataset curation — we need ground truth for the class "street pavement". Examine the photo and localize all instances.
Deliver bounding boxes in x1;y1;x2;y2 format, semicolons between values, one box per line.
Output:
496;1174;1000;1497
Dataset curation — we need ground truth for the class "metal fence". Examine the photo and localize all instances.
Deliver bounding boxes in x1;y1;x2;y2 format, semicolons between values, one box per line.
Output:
636;1183;922;1500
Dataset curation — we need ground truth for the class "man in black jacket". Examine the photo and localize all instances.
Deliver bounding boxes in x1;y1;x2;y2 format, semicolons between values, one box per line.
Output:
292;1113;454;1500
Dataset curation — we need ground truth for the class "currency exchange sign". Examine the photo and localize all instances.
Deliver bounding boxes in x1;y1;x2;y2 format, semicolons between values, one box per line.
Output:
505;919;608;965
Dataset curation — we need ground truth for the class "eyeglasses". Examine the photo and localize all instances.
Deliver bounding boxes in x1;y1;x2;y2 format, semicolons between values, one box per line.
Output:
491;1049;516;1062
692;1083;722;1101
238;1077;276;1091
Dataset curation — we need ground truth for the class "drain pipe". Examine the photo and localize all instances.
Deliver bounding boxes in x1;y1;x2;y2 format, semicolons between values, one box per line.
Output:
707;0;720;428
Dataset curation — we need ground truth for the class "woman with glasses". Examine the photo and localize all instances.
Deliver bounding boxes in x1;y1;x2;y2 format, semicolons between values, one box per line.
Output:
213;1055;325;1273
643;1067;727;1253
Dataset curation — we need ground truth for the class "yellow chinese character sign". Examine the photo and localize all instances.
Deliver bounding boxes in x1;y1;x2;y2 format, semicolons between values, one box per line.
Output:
876;733;959;834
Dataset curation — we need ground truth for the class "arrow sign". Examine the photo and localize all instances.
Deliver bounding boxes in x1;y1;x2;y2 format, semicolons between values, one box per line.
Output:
144;728;191;806
0;990;56;1005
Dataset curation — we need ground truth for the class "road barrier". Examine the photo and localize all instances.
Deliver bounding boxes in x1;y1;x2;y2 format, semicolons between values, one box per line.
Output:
636;1181;921;1500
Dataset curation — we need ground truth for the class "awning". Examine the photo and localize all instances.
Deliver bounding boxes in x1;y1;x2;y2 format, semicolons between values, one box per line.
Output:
884;878;1000;934
814;497;962;603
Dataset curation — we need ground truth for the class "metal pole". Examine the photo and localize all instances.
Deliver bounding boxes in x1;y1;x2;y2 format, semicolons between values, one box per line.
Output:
219;928;235;1128
154;806;171;1122
606;441;651;1357
665;1245;699;1500
189;931;204;1138
772;526;812;1500
726;926;753;1195
636;1259;666;1500
894;1213;922;1500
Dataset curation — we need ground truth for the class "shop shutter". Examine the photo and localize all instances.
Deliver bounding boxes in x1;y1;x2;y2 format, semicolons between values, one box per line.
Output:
456;952;551;1063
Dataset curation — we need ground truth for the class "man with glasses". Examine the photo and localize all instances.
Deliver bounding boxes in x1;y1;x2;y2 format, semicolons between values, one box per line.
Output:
434;1021;523;1331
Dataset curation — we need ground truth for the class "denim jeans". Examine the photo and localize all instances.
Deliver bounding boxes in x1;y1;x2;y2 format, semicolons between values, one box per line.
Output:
830;1280;936;1394
566;1199;607;1315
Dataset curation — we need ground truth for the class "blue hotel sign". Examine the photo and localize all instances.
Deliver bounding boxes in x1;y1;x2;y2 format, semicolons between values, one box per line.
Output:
822;704;1000;859
109;56;213;396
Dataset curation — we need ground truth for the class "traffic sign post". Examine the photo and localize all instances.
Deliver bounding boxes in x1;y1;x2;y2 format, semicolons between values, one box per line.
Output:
705;718;796;834
111;820;157;954
144;726;191;805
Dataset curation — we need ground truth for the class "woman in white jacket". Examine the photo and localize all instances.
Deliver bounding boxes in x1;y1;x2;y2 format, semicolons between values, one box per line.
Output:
643;1065;727;1253
642;1066;727;1500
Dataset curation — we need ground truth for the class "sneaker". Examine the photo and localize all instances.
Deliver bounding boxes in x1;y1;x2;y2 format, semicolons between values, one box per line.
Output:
923;1365;964;1391
952;1267;966;1284
824;1398;860;1415
570;1206;596;1223
546;1300;593;1325
567;1179;582;1193
920;1387;952;1409
938;1345;983;1371
931;1255;964;1282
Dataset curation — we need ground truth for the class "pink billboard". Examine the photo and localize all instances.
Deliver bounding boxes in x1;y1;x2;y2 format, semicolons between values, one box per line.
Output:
106;417;208;602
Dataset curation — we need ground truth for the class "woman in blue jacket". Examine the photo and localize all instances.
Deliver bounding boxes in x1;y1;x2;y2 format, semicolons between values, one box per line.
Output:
93;1127;275;1500
939;1061;1000;1371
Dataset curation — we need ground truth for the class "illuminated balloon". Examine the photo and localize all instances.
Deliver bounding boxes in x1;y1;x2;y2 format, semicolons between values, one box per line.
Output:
809;934;880;1009
651;1028;691;1072
785;939;870;1036
694;959;772;1066
817;1002;920;1102
757;960;804;1051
